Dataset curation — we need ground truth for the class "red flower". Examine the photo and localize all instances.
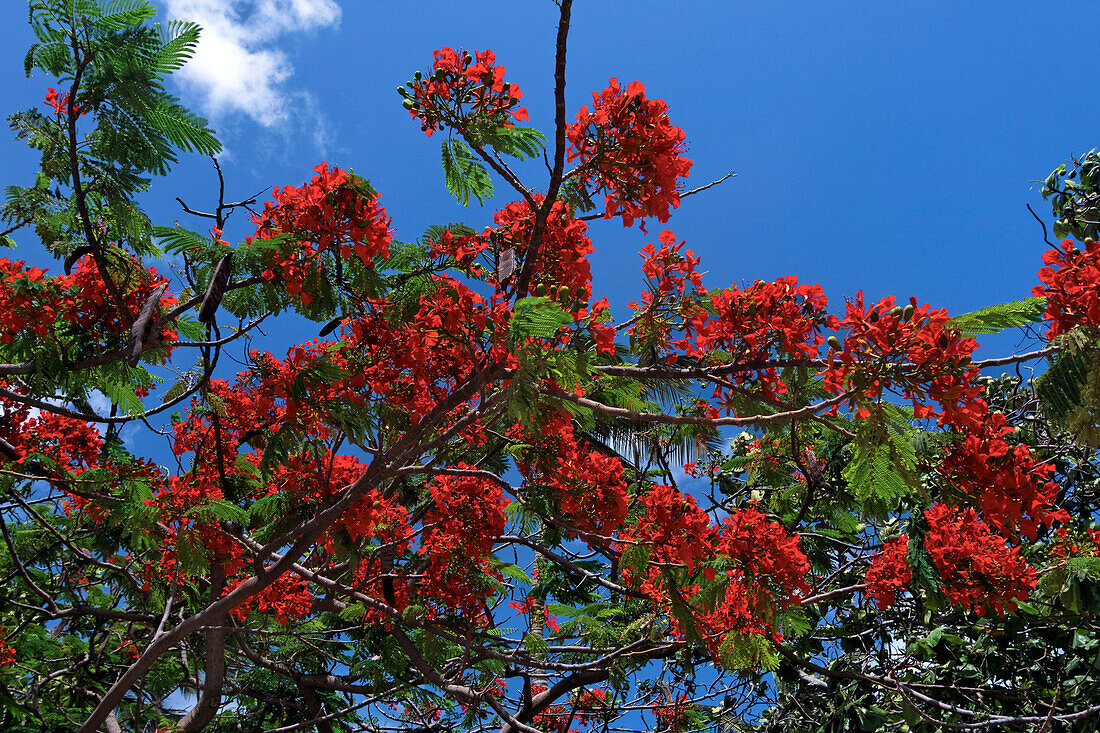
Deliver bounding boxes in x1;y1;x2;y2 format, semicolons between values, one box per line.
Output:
866;535;912;609
44;87;84;117
567;79;692;231
404;48;527;136
1033;238;1100;339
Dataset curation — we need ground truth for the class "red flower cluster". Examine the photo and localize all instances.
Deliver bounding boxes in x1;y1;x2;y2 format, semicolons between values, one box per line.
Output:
923;503;1037;616
865;535;912;609
0;628;14;667
0;258;51;343
0;254;177;356
626;230;706;360
567;78;692;230
253;163;392;305
1033;238;1100;339
680;276;833;403
624;484;715;573
0;384;102;473
492;197;595;309
229;571;313;625
418;467;508;615
823;293;980;421
514;415;629;540
940;408;1067;540
43;86;83;116
717;504;810;606
404;47;527;136
1050;526;1100;559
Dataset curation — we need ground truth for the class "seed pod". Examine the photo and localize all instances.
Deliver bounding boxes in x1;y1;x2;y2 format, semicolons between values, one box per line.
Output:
64;246;94;275
198;253;233;326
827;335;843;351
127;282;169;367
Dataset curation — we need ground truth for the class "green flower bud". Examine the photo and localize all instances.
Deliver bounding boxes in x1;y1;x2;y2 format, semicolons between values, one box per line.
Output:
827;335;843;351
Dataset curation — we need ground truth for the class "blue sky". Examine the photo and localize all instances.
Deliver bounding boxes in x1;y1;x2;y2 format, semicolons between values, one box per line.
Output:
1;0;1097;356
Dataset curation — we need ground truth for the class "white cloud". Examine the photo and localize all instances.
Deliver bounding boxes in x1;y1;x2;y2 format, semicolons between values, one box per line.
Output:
164;0;341;128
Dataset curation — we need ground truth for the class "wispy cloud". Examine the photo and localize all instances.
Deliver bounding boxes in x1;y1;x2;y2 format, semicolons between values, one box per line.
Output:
163;0;341;128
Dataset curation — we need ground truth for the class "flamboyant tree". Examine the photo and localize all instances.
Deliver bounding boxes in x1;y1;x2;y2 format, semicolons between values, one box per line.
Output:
1;2;1099;732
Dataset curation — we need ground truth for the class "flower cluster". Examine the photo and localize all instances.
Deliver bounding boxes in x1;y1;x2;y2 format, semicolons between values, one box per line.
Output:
717;504;810;607
1033;237;1100;339
0;628;14;667
823;293;980;421
0;254;177;356
0;383;102;473
514;415;629;540
253;163;392;305
923;503;1037;616
865;535;912;609
567;78;692;230
43;87;82;116
491;197;595;308
418;467;508;615
680;276;833;402
940;408;1068;540
402;48;527;136
228;571;313;626
624;484;715;573
1050;526;1100;559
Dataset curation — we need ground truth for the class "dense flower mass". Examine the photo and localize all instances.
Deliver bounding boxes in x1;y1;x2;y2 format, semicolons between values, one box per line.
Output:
822;292;981;422
253;162;392;305
866;535;913;609
0;254;177;354
923;503;1037;616
402;47;527;136
418;467;509;616
567;78;692;230
1033;237;1100;339
940;408;1068;540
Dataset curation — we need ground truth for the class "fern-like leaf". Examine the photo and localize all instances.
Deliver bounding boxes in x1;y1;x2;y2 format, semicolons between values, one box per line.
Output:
947;297;1046;336
441;138;493;206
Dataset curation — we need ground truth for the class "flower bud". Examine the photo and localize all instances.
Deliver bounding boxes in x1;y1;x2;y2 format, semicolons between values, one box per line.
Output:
902;304;915;321
827;335;842;351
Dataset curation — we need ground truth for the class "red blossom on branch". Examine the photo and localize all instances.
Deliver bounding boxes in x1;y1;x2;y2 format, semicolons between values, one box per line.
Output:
567;78;692;231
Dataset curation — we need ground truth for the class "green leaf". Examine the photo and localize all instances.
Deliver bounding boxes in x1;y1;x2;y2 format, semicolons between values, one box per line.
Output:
522;632;550;655
510;296;573;342
441;138;493;206
842;403;919;507
947;297;1046;336
476;125;547;160
1036;343;1100;447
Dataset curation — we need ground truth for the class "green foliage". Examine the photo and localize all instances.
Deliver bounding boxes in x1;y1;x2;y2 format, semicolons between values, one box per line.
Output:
1042;150;1100;241
473;124;547;160
718;631;779;671
1035;338;1100;447
946;297;1046;336
842;402;920;509
441;137;493;205
509;296;574;342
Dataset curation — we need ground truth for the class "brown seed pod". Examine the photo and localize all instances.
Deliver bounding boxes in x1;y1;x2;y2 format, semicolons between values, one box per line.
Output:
198;253;233;326
127;282;169;367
